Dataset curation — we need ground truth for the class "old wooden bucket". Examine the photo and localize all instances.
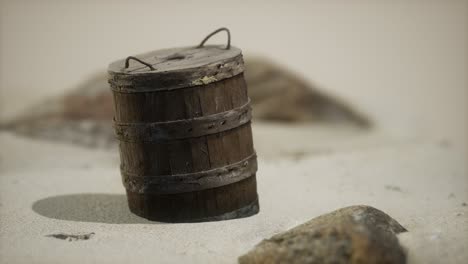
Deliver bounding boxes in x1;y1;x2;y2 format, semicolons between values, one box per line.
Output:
108;28;259;222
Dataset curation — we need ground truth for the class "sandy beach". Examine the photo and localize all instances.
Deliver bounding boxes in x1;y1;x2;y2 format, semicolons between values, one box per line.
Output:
1;1;467;263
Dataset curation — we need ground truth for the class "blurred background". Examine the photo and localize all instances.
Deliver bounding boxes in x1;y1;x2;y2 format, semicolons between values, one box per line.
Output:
1;0;466;143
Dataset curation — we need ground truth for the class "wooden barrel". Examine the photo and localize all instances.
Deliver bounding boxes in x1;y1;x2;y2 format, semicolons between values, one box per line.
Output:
107;28;259;222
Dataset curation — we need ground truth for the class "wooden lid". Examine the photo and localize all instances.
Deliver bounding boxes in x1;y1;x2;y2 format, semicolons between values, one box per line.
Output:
108;28;244;93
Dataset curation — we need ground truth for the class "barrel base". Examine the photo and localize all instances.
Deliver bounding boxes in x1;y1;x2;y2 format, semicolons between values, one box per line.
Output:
126;176;259;223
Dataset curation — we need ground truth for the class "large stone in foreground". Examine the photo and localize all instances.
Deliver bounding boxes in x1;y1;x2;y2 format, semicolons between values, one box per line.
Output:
239;205;407;264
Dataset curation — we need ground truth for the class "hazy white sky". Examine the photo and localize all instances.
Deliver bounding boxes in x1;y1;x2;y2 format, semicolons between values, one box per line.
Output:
1;0;466;140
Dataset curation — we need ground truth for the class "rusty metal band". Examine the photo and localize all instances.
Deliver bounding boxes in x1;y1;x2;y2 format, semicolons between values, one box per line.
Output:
121;153;257;194
113;99;252;142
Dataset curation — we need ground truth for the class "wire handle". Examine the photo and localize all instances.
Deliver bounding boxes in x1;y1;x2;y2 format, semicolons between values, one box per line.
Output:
124;56;155;71
123;27;231;71
198;27;231;50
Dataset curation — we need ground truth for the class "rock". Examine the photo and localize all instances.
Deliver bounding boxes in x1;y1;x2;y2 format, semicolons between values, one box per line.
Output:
244;57;371;127
1;57;371;148
239;205;407;264
46;232;95;241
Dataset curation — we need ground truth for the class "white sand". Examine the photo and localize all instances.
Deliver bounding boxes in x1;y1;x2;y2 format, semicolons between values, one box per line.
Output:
0;123;466;263
1;1;467;263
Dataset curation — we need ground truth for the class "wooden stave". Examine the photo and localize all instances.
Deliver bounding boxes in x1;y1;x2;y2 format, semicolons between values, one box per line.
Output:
110;73;259;221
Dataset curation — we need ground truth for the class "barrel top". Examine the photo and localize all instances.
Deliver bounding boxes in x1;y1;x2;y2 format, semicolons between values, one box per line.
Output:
109;45;242;74
108;45;245;92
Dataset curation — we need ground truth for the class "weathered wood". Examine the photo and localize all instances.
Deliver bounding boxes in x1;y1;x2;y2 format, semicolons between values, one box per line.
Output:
108;46;245;93
126;177;258;222
109;43;259;222
113;100;252;141
121;153;257;194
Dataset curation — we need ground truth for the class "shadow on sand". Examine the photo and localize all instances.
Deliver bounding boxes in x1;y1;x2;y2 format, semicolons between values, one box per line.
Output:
32;193;162;224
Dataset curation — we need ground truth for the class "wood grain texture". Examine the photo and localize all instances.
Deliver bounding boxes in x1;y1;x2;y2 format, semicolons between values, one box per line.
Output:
113;100;252;141
112;73;258;222
121;153;257;194
108;46;244;92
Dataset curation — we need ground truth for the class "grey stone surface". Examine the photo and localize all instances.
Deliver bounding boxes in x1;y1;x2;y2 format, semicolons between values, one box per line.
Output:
239;205;407;264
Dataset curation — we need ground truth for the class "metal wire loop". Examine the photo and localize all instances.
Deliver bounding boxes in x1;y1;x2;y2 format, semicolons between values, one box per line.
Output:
197;27;231;50
124;56;155;71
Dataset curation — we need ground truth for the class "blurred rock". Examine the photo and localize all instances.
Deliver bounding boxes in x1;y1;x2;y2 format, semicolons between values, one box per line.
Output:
239;205;407;264
244;57;371;127
0;72;116;148
1;57;371;147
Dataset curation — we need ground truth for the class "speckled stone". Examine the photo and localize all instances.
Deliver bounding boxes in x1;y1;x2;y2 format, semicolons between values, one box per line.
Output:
239;205;407;264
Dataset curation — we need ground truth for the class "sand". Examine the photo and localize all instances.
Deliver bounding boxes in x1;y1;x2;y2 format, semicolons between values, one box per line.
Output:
0;122;466;263
1;2;466;262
